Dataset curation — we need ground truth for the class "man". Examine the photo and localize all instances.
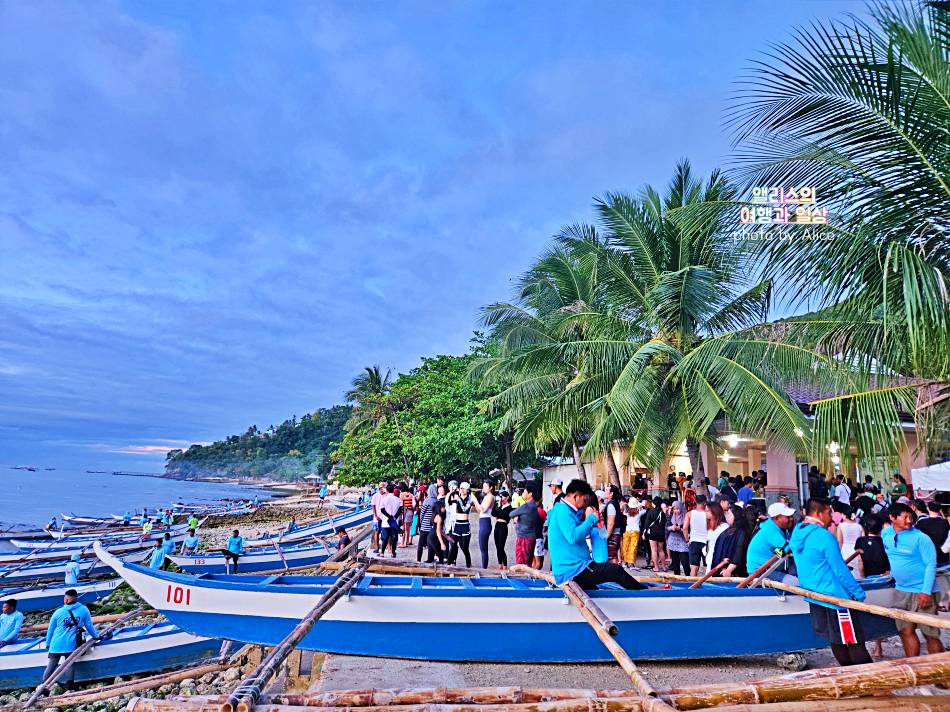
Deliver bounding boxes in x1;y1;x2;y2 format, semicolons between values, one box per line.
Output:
225;529;245;573
399;485;416;547
683;495;708;576
47;515;58;531
286;516;299;534
336;526;352;555
746;502;795;581
509;487;542;566
737;477;755;507
180;528;199;556
370;481;388;551
378;484;402;558
548;479;646;590
64;554;81;585
862;475;880;495
162;532;176;555
883;502;944;657
789;498;872;666
187;513;200;531
149;539;167;569
833;475;852;511
549;478;564;506
916;501;950;567
0;599;23;648
162;509;173;527
43;590;100;690
122;511;132;526
141;518;154;539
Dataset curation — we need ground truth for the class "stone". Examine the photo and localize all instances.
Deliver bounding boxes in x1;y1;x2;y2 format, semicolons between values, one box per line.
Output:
180;677;196;687
113;676;125;684
775;652;808;671
200;672;216;683
157;684;174;695
223;666;242;681
180;687;195;697
49;683;64;696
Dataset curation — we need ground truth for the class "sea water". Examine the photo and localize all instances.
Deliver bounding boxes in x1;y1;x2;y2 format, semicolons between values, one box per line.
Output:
0;468;272;528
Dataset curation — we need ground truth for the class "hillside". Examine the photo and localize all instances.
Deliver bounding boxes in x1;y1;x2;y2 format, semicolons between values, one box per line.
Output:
164;405;351;480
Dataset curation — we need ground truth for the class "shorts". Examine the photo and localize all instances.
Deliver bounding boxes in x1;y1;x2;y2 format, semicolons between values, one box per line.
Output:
688;541;706;567
534;538;546;557
607;531;622;561
515;537;536;565
404;510;414;525
809;603;867;645
892;590;941;638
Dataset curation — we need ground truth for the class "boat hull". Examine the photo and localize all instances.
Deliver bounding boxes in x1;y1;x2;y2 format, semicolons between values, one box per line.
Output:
95;545;897;662
0;623;219;689
0;578;121;612
168;543;332;575
3;533;187;562
246;506;372;546
0;554;140;583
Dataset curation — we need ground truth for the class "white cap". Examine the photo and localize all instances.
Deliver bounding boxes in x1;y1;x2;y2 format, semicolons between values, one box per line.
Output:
550;478;563;487
595;489;605;499
768;502;795;518
460;482;471;490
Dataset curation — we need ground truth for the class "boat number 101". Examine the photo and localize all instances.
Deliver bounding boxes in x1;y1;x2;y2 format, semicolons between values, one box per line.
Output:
165;584;192;605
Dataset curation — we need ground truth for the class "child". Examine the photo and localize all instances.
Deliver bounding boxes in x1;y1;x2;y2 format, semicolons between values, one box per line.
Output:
336;526;351;555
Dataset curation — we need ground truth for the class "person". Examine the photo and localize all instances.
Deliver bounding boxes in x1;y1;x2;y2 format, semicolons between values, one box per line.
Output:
703;501;728;572
882;502;944;657
47;515;58;531
836;508;864;567
492;490;513;569
446;482;474;567
319;483;329;502
667;472;680;501
735;478;753;507
916;501;950;567
548;479;647;590
509;486;542;566
831;475;852;510
400;485;416;547
58;550;81;584
180;528;199;555
149;539;167;569
475;479;496;569
188;513;200;530
665;501;689;575
549;478;564;506
890;473;909;503
378;484;403;558
286;516;299;534
428;486;448;563
42;590;100;691
532;499;547;570
225;529;245;572
0;599;23;648
141;518;154;538
711;502;751;576
162;509;173;527
511;486;525;509
621;497;642;566
746;502;795;581
862;475;880;495
603;485;624;563
370;481;387;551
417;484;439;562
854;514;889;578
789;498;873;666
684;495;709;576
122;511;132;526
642;496;667;573
336;526;351;554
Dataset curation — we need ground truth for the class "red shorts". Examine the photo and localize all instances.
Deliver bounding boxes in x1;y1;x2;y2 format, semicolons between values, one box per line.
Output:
515;537;536;565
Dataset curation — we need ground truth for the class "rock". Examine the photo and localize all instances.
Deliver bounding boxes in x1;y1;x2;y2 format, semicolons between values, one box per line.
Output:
200;672;216;683
180;687;195;696
113;676;125;684
775;652;808;671
197;684;211;695
157;684;175;695
180;677;196;687
223;666;242;681
50;683;64;696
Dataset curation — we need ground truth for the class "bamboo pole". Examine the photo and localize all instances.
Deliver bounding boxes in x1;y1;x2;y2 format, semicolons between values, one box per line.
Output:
18;609;159;636
278;688;639;706
688;559;729;588
707;699;950;712
222;563;369;712
24;606;144;707
316;523;373;570
131;698;653;712
760;579;950;631
735;555;780;589
507;565;658;701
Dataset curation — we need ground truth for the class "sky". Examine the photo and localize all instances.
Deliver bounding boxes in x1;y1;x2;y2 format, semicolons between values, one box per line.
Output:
0;0;866;472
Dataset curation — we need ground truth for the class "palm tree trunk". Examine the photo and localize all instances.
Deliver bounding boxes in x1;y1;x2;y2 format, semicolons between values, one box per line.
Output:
605;448;623;489
572;440;588;482
686;437;705;480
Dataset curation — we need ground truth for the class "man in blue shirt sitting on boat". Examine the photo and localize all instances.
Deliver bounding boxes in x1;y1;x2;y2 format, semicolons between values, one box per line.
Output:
548;480;646;591
746;502;796;582
0;599;24;648
883;502;944;657
149;539;167;569
180;529;199;556
225;530;245;572
42;589;101;691
789;498;872;666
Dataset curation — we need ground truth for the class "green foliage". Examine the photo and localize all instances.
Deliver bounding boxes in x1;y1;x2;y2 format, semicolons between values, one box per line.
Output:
164;406;351;480
333;349;531;486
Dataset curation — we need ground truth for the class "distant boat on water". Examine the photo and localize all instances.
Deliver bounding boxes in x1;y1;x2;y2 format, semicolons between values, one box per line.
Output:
10;466;37;472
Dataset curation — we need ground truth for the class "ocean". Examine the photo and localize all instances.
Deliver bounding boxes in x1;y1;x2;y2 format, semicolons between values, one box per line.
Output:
0;468;273;528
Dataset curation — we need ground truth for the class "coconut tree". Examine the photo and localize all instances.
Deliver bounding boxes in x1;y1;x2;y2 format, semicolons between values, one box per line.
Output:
344;365;414;480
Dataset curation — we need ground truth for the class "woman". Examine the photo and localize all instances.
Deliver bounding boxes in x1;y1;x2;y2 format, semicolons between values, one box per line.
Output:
711;503;751;576
836;507;864;567
642;497;667;572
427;485;448;563
603;485;624;563
704;502;728;573
492;490;513;569
666;501;689;575
416;484;439;562
448;482;474;567
890;473;908;503
475;479;496;568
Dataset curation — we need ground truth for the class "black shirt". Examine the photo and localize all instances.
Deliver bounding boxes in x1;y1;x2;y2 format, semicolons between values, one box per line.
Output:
916;516;950;565
855;535;890;576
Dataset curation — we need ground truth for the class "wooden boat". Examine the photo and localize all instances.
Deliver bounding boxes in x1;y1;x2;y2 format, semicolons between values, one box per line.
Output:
61;513;117;527
43;521;195;543
0;622;220;689
246;505;373;546
0;578;121;612
168;540;334;575
0;528;51;542
2;531;190;563
0;551;145;583
95;544;897;662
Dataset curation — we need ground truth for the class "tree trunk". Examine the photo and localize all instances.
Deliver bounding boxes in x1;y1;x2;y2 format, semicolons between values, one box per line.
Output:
685;437;704;480
605;448;623;489
572;440;588;482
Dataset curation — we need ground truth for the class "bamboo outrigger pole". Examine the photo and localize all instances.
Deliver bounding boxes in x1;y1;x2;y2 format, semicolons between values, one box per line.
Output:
688;559;729;588
221;563;370;712
24;606;144;707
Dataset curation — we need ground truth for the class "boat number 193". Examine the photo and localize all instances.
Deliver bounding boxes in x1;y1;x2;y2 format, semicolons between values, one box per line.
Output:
165;584;192;606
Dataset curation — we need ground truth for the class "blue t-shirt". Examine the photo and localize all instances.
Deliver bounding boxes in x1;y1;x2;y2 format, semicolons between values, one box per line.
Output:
227;536;245;555
64;560;80;585
180;535;199;553
882;527;937;594
738;486;754;505
547;500;598;586
149;547;167;569
789;521;865;609
46;603;96;654
746;518;789;573
0;610;24;643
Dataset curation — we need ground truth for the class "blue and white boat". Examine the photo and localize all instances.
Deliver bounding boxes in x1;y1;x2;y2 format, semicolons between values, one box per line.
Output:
0;552;146;584
0;622;220;689
45;521;195;542
0;578;121;612
95;544;897;662
2;531;192;563
246;505;373;546
168;540;335;575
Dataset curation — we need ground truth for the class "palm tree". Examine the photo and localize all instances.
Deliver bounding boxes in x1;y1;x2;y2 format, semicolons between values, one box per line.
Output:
344;365;413;479
726;0;949;467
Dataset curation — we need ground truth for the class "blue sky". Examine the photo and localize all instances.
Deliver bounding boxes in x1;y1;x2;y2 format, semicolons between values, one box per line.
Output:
0;0;864;471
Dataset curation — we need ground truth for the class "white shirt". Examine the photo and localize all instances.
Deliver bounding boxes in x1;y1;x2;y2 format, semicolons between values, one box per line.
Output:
370;491;384;520
688;509;708;543
378;493;402;528
834;483;851;505
707;484;720;501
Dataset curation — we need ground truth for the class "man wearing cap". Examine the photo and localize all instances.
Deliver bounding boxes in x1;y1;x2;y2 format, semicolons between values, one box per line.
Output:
0;599;23;648
549;478;564;506
43;589;100;690
746;501;796;581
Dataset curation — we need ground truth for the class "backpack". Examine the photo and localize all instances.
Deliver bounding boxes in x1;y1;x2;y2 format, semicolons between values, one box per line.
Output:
645;508;665;540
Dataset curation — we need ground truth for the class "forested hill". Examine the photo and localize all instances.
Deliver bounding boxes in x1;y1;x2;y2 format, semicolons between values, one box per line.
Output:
164;405;351;480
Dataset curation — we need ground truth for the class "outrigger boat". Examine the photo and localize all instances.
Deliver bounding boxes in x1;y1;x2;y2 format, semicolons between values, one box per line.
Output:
95;544;897;662
0;578;121;612
0;551;146;584
246;505;373;546
168;540;335;575
1;530;191;563
0;622;220;689
42;520;196;543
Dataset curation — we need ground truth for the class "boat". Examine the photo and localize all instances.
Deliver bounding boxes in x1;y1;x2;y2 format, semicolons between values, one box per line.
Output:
95;543;897;662
0;578;121;612
0;622;220;689
0;528;51;542
0;551;146;583
168;540;335;575
61;513;117;527
246;505;373;546
44;521;195;543
1;531;190;563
